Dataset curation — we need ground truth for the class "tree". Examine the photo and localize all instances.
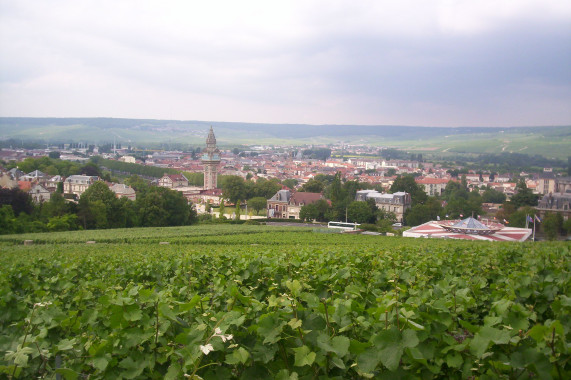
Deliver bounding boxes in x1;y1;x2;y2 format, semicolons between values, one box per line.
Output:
159;187;196;226
222;176;247;205
376;208;397;224
125;175;149;193
510;179;539;208
43;165;59;175
77;182;117;229
496;201;516;222
390;175;427;206
251;178;281;199
507;206;536;227
542;213;563;240
80;162;102;177
300;179;324;193
386;168;397;177
444;196;482;219
563;217;571;235
299;199;330;222
235;201;241;220
442;180;467;201
482;188;506;204
248;197;267;215
0;187;34;216
41;192;69;219
136;191;168;227
0;205;16;234
46;214;79;232
299;203;318;222
112;197;139;228
404;205;432;226
328;172;344;205
282;179;298;190
80;181;116;204
218;199;226;219
347;201;375;224
404;197;443;226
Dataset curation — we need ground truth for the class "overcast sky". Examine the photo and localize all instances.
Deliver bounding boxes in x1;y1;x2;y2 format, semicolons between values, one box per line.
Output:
1;0;570;127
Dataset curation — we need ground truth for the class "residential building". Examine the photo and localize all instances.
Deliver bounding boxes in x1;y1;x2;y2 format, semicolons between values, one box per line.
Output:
537;173;557;195
29;184;51;203
158;174;189;188
287;192;324;220
267;190;291;218
0;168;17;188
416;177;450;196
46;175;63;191
267;189;324;219
109;183;136;200
8;168;25;179
63;175;99;197
355;190;411;223
536;193;571;221
193;188;224;206
119;156;136;164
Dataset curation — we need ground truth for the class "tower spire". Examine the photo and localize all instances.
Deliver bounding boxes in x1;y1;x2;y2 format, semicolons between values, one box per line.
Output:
202;127;221;190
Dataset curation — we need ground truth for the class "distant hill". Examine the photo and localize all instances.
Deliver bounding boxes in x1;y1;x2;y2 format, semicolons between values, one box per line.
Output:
0;117;569;159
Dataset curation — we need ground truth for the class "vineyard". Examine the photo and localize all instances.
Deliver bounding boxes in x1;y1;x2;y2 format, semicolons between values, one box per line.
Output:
0;225;569;379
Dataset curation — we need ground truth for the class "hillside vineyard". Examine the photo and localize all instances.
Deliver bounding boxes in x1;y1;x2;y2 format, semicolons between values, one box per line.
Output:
1;225;569;379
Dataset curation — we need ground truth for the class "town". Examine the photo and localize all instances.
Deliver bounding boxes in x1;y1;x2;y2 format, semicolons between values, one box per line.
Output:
1;127;570;240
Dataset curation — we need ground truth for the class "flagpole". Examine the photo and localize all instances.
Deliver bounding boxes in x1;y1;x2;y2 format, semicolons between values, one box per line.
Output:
525;214;529;229
532;216;536;241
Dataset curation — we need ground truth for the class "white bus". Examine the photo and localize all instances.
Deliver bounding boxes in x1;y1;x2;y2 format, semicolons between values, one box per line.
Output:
327;221;360;231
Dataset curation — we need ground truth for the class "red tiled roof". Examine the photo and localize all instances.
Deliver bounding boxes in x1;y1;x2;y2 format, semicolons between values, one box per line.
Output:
168;174;187;181
289;192;323;206
416;178;451;185
18;181;32;191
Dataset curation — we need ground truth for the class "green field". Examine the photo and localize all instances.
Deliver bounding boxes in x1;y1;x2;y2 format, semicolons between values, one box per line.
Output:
1;225;569;379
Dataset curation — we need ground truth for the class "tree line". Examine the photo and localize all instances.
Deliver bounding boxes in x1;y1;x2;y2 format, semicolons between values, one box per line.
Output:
0;178;197;234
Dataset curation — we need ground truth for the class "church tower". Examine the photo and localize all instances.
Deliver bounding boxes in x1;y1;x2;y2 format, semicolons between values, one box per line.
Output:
201;127;221;190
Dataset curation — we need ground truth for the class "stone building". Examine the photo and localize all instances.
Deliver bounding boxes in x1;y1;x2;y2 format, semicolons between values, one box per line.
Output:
355;190;411;223
63;175;99;197
555;177;571;194
535;176;571;222
536;193;571;222
29;184;51;203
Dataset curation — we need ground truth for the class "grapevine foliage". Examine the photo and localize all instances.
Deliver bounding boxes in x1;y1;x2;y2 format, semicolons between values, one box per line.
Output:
0;225;569;379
